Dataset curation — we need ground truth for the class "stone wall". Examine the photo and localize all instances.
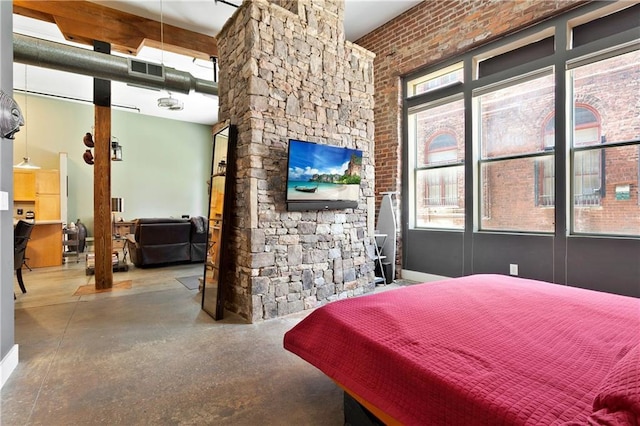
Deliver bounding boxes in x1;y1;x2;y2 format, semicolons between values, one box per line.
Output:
217;0;376;322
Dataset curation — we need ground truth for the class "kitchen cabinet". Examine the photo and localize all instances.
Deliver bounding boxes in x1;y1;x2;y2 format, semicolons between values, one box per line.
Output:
36;170;60;194
13;169;60;221
14;169;36;201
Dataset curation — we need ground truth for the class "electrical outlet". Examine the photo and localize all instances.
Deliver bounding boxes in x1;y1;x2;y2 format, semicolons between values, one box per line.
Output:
509;264;518;276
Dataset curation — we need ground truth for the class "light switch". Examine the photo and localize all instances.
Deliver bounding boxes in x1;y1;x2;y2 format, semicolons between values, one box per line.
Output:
0;191;7;211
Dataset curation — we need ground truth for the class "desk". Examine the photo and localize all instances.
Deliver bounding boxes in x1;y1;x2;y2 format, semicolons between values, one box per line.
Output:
113;236;128;263
86;236;130;255
84;235;129;275
113;221;135;238
85;237;95;252
85;251;129;275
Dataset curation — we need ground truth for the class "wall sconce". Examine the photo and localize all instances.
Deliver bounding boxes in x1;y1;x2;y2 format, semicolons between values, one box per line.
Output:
111;137;123;161
207;159;227;195
217;159;227;176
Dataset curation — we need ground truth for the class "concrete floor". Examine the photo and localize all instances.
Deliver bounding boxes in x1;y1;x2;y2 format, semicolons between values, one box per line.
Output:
2;260;354;425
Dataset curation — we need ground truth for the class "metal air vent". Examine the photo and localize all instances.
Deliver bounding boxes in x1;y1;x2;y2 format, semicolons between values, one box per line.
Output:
128;59;165;81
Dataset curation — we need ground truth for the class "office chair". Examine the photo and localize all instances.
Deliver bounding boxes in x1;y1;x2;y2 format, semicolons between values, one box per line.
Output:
14;220;35;294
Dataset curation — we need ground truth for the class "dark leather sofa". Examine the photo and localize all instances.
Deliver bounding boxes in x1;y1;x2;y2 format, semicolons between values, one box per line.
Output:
126;217;207;267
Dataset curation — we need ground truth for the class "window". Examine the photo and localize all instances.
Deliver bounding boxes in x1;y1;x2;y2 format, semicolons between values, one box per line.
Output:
424;134;458;206
403;3;639;237
407;63;463;97
409;97;464;229
573;107;602;206
477;71;555;233
535;114;556;207
570;49;640;235
536;158;555;207
537;106;603;207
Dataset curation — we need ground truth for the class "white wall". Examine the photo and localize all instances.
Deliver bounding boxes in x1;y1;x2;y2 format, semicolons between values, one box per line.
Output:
12;93;213;233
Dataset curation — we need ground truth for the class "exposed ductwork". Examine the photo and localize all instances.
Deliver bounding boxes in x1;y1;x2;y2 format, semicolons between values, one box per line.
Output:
13;33;217;96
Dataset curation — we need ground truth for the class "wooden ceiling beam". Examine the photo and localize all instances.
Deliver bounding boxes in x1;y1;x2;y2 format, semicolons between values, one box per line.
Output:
13;0;217;60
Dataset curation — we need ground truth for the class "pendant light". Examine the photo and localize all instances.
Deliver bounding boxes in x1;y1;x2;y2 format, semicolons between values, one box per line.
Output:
14;65;40;169
157;92;183;110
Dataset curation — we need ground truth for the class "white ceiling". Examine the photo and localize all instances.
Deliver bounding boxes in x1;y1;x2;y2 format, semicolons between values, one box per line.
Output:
12;0;421;126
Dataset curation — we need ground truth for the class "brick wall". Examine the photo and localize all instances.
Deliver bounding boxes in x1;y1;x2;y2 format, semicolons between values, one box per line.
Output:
355;0;588;266
217;0;376;322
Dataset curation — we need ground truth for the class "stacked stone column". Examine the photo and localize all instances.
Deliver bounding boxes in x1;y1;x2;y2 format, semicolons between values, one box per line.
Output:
218;0;375;322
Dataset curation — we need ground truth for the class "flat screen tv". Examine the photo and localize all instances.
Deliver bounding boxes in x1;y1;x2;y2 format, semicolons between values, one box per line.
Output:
286;139;363;211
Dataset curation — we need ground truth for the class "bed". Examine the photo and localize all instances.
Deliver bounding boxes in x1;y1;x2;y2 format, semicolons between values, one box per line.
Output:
283;274;640;425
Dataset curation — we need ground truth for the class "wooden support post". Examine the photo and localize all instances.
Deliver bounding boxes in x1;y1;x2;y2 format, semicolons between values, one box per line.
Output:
93;41;113;290
94;105;112;289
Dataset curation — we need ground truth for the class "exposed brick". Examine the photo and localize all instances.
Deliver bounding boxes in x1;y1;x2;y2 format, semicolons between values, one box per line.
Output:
356;0;589;268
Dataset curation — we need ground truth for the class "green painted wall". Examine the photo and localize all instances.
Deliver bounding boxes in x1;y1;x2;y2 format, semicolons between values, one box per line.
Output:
12;93;213;233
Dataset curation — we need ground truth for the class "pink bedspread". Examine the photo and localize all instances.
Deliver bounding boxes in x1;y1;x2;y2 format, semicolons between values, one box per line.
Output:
284;274;640;425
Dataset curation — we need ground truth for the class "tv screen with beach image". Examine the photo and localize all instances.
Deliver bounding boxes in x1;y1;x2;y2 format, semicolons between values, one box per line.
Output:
287;140;362;202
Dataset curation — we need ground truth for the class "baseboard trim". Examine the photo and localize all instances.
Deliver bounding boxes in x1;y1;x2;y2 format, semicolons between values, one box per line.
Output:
401;270;451;283
1;344;19;390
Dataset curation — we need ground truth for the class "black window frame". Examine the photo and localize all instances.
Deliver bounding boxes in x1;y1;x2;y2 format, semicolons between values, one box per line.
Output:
402;1;640;241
